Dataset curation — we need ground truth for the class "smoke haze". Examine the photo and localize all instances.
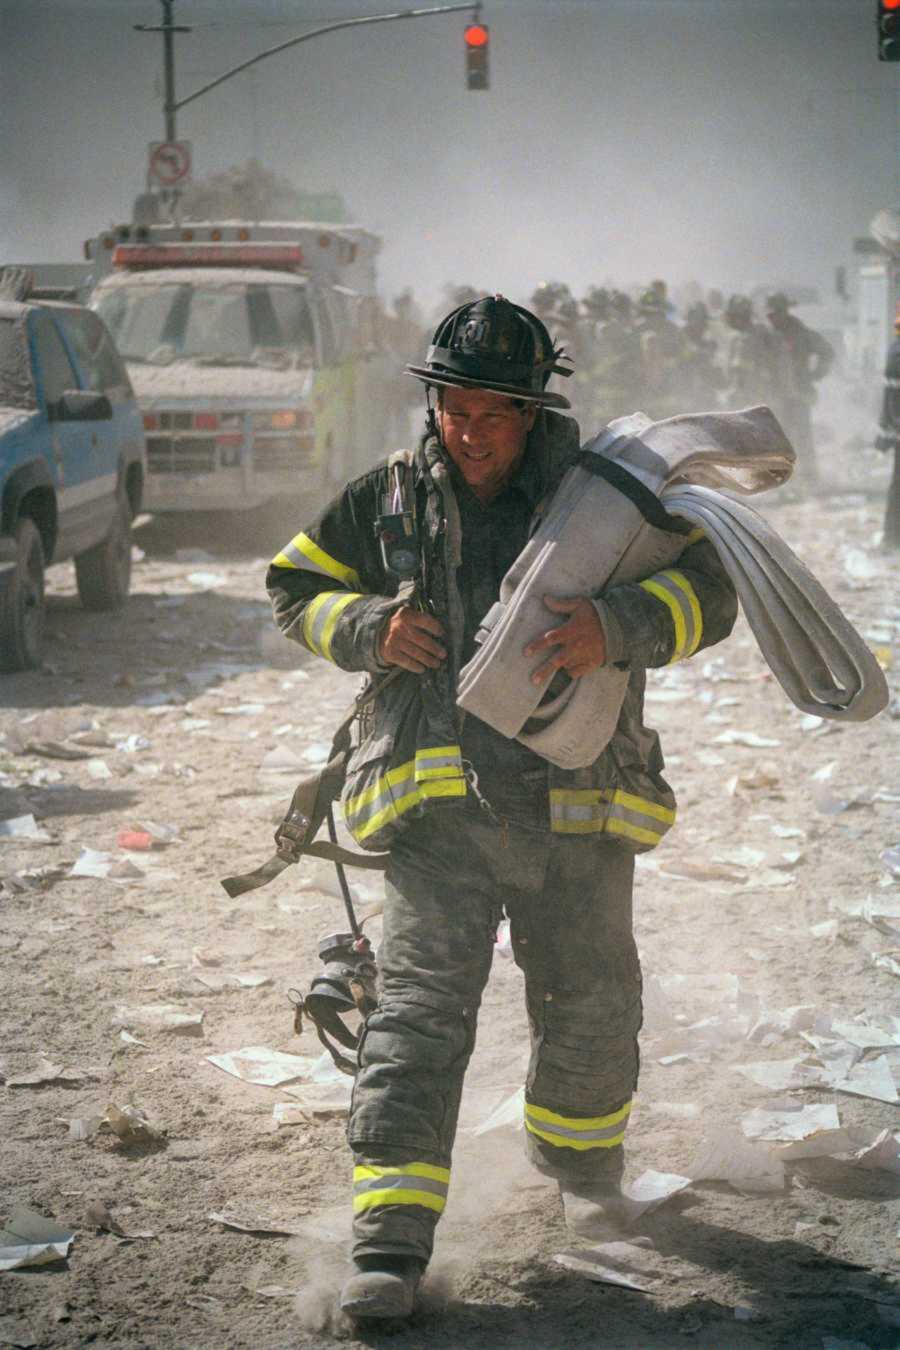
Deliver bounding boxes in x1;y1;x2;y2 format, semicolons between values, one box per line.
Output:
2;0;896;308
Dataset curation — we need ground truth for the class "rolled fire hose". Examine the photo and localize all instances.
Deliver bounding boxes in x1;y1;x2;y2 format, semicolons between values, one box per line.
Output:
455;407;889;770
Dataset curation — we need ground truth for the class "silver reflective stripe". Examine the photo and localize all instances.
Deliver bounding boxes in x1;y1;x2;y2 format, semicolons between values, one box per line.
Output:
354;1174;448;1199
528;1117;626;1143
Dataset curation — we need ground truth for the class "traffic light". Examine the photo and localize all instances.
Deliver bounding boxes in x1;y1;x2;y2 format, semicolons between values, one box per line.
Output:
465;22;489;90
879;0;900;61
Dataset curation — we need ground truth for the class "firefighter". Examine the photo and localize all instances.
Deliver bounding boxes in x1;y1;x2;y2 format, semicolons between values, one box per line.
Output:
584;289;643;425
680;301;726;410
875;311;900;551
635;288;685;419
765;292;834;492
266;295;738;1321
723;294;780;410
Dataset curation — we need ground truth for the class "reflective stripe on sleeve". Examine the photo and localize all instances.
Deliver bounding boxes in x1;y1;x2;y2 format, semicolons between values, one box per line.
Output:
638;568;703;662
344;748;466;842
271;531;361;590
525;1099;631;1150
301;590;364;661
353;1163;450;1215
549;788;675;846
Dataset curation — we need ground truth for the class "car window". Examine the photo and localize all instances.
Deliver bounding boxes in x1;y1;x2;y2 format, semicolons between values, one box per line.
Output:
31;312;79;410
56;310;130;395
0;314;36;410
265;286;317;361
94;281;316;366
94;284;184;362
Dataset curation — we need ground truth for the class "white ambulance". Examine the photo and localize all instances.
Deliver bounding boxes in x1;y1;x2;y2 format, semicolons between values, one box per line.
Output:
85;221;399;514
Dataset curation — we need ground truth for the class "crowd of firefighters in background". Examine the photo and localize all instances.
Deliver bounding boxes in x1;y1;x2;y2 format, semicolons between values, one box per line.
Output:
387;279;836;494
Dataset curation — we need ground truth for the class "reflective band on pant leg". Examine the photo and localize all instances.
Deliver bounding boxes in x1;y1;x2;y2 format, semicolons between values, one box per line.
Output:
524;1099;632;1151
638;568;703;661
549;788;675;847
353;1163;451;1215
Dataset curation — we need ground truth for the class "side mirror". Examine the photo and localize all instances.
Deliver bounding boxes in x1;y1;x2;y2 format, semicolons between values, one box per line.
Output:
54;389;113;421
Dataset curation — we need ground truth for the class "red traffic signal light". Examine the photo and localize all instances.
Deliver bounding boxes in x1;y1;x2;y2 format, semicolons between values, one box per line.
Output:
879;0;900;61
465;22;489;90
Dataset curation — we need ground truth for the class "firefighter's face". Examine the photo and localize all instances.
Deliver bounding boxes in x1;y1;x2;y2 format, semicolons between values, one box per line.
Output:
438;386;536;503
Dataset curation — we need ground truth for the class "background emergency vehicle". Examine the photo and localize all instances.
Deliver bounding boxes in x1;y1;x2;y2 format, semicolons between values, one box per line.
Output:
84;221;403;515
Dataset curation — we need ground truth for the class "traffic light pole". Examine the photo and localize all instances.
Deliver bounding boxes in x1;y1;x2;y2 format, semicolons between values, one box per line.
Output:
137;1;483;140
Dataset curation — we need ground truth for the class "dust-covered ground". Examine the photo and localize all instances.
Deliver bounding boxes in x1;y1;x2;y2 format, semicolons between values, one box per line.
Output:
1;431;898;1350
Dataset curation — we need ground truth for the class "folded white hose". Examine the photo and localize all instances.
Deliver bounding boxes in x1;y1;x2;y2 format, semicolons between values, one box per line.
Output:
456;406;888;769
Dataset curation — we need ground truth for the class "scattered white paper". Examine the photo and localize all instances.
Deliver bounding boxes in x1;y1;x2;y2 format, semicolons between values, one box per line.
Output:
689;1127;785;1194
0;814;52;842
713;730;781;748
69;848;112;879
623;1169;692;1215
187;571;227;589
466;1086;525;1136
206;1045;318;1087
553;1240;657;1292
852;1129;900;1175
741;1102;840;1143
112;1004;204;1035
0;1210;74;1270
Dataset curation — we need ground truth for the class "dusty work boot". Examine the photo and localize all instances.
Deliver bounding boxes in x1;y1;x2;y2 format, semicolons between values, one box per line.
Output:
559;1176;631;1241
339;1254;425;1320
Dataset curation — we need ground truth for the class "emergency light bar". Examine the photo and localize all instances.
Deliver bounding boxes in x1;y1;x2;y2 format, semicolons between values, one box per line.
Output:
112;243;305;270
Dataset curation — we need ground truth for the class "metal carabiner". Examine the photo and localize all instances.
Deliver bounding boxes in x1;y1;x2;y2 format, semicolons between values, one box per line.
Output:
461;758;500;825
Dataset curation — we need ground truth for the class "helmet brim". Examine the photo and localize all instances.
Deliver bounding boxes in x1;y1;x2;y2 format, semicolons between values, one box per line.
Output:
405;364;571;410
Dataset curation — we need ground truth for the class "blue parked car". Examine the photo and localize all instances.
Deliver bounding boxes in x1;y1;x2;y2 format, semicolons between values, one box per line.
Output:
0;276;145;670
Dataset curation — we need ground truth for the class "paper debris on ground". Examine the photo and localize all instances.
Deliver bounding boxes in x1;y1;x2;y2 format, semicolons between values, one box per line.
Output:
873;953;900;978
813;1015;900;1051
205;1045;318;1087
259;745;306;773
208;1211;308;1236
0;814;52;842
70;848;114;879
65;1115;105;1142
852;1128;900;1174
87;759;113;780
119;1030;149;1048
466;1086;525;1136
105;1103;162;1143
713;729;782;748
733;1057;830;1092
192;970;272;992
186;571;227;589
6;1057;99;1088
659;859;748;882
689;1127;785;1193
553;1239;658;1292
811;919;840;941
829;1055;898;1105
623;1169;692;1215
741;1101;840;1143
0;1209;74;1270
112;1004;205;1035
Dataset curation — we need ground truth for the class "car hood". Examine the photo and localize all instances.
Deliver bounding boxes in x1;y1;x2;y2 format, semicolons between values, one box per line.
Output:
0;406;37;438
128;362;314;406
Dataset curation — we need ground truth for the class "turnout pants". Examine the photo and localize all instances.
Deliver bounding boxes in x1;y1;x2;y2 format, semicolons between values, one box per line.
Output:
348;804;641;1264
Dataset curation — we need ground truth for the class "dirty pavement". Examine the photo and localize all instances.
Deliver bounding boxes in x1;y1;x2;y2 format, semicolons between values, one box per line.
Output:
1;452;898;1349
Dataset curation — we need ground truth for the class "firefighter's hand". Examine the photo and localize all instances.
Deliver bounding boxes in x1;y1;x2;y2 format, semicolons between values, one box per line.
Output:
524;596;607;684
379;605;447;673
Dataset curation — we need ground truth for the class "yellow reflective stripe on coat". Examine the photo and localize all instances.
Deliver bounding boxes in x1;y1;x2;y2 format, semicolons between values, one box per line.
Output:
638;568;703;661
353;1162;451;1215
549;787;675;846
271;531;361;591
524;1099;631;1150
344;749;466;842
301;590;363;661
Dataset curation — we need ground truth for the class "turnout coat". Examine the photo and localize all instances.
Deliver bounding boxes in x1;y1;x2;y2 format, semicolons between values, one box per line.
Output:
266;411;738;855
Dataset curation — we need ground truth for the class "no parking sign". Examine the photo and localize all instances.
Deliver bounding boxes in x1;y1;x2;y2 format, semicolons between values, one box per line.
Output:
147;141;192;189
